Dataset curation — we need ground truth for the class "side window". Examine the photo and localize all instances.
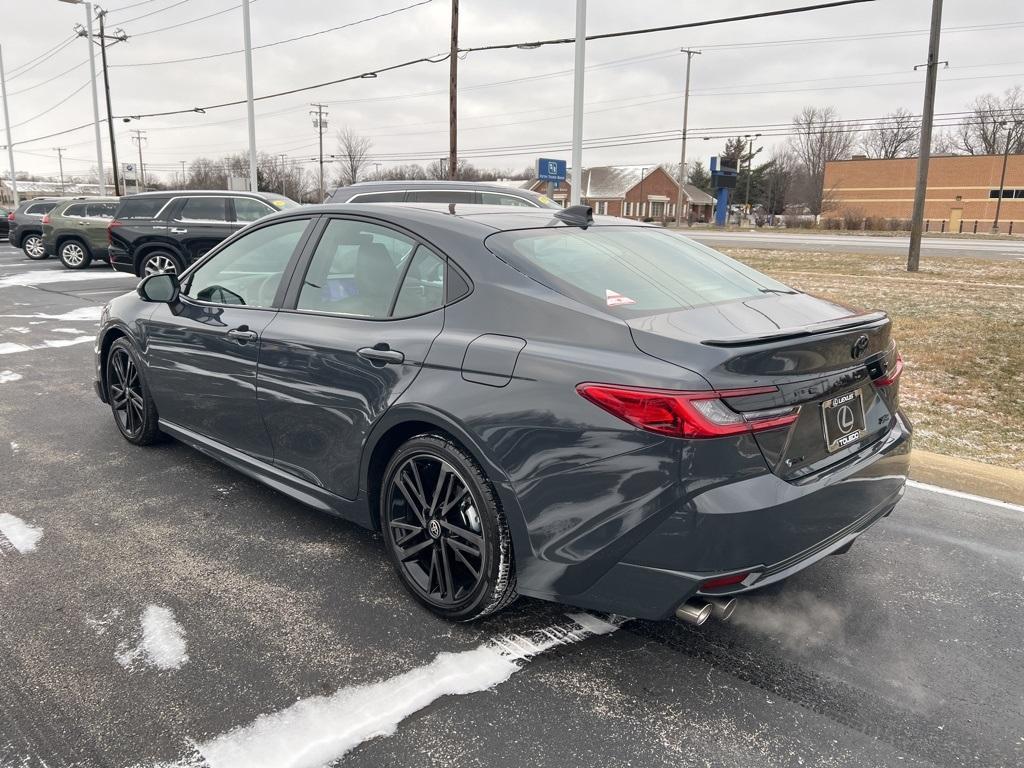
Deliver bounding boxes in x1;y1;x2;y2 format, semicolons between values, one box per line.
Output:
233;197;275;223
296;219;416;318
405;190;475;204
87;202;117;218
178;197;229;222
27;203;55;216
480;192;534;208
348;191;406;203
117;197;169;219
393;246;445;317
64;204;89;218
184;218;310;308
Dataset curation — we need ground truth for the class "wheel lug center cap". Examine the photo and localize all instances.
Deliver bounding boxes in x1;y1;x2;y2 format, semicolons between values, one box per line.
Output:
427;519;442;539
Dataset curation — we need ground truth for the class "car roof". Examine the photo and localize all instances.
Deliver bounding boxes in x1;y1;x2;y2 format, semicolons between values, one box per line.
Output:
124;190;282;200
331;180;538;195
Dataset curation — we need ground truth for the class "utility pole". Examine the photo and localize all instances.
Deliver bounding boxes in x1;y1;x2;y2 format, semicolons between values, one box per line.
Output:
743;134;762;214
79;9;127;196
907;0;943;272
570;0;586;206
991;120;1018;233
311;103;328;200
373;162;382;179
130;129;146;193
54;147;67;194
241;0;258;192
0;43;18;206
448;0;458;180
278;153;288;197
179;160;186;187
674;48;700;227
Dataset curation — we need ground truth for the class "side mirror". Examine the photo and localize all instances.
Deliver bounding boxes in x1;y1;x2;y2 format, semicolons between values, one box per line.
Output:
137;272;180;303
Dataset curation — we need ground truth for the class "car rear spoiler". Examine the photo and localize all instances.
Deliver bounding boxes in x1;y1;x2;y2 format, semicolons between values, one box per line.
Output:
701;311;889;348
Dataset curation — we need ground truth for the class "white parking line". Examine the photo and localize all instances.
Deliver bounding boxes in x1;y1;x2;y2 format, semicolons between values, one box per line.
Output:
907;480;1024;514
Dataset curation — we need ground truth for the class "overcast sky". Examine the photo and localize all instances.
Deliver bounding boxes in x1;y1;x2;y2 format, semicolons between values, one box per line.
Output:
2;0;1022;182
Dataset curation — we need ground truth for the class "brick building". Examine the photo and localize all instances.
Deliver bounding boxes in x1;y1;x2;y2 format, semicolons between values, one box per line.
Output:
823;154;1024;232
526;166;714;222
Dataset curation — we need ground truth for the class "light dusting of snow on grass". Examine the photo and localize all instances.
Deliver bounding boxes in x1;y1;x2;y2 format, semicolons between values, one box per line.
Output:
0;370;22;383
116;605;190;672
0;513;44;554
172;613;619;768
0;270;131;289
0;306;104;322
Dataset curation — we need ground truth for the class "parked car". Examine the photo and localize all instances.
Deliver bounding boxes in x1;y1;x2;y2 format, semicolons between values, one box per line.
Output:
8;197;66;259
94;203;910;623
0;206;11;239
327;180;561;209
41;197;120;269
107;190;298;276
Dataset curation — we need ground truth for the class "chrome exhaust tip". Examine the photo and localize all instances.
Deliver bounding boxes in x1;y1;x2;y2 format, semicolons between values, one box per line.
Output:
703;596;737;621
675;600;713;626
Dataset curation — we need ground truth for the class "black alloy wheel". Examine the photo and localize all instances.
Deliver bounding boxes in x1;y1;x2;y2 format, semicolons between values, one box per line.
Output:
382;435;517;621
106;338;160;445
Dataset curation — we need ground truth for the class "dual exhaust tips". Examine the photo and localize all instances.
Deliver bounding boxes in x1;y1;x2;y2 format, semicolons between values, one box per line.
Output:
675;596;737;626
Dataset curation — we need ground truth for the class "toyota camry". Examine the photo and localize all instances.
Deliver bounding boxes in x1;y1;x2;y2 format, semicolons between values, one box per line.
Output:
94;203;911;623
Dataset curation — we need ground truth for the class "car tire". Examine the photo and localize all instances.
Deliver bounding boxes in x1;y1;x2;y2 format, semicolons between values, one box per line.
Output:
22;234;46;260
380;434;518;621
58;240;92;270
106;338;161;446
139;250;183;277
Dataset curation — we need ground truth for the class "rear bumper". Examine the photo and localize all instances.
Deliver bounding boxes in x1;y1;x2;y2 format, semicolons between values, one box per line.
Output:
523;411;912;620
109;246;134;274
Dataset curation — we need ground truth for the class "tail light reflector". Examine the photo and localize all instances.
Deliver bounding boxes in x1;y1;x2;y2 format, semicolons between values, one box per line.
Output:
701;571;752;590
6;212;14;222
875;352;903;387
576;383;799;438
41;214;51;224
107;218;122;244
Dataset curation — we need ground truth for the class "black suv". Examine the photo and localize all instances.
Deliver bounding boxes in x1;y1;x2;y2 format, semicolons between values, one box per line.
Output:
108;190;298;276
8;197;66;259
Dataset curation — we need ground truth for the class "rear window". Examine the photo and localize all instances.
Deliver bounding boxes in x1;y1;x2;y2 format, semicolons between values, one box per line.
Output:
116;197;169;219
405;190;475;204
25;202;57;215
346;191;407;203
486;227;794;316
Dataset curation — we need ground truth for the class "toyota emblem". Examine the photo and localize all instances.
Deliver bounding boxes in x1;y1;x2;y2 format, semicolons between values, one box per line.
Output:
851;335;870;359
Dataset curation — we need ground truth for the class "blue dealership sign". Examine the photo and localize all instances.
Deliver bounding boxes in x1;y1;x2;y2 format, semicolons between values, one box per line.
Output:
536;157;567;182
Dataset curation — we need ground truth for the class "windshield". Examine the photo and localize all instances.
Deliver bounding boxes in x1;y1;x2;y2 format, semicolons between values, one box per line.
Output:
486;226;795;316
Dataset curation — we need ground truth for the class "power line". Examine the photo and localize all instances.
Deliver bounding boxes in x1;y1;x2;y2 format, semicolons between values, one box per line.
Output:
115;0;195;26
7;75;96;130
6;37;78;82
112;0;433;66
6;57;92;97
129;0;260;38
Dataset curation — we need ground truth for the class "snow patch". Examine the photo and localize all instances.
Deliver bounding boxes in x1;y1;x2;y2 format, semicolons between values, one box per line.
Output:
0;513;44;554
116;605;190;671
0;336;93;354
166;613;618;768
0;370;22;383
0;306;104;322
51;327;85;334
10;441;19;453
0;270;132;289
0;342;31;355
6;326;29;334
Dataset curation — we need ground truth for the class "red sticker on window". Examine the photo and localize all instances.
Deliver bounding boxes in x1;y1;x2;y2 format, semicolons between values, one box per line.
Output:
605;289;636;307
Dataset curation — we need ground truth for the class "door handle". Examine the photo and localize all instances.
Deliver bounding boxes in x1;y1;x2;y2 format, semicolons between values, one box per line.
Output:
357;345;405;366
170;227;188;234
227;327;259;343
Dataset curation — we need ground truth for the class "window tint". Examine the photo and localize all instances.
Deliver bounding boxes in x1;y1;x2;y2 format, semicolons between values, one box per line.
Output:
297;219;416;318
63;204;89;218
393;246;445;317
26;202;56;215
486;227;795;316
184;218;309;308
348;191;407;203
116;197;169;219
178;196;228;222
446;264;471;303
233;196;275;222
405;190;475;204
480;192;534;207
87;202;117;218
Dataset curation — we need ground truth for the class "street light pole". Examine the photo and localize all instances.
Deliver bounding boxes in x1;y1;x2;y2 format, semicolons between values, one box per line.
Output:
991;120;1015;234
674;48;700;227
569;0;586;206
241;0;258;192
448;0;458;180
0;43;19;206
60;0;106;194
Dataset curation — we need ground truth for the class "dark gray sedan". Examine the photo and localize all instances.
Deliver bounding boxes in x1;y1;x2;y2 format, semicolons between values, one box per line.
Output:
93;203;910;623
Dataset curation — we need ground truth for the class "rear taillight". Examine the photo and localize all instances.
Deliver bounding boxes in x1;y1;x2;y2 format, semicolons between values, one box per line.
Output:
874;352;903;387
41;214;51;224
576;383;800;438
701;571;752;591
7;212;14;222
107;219;122;244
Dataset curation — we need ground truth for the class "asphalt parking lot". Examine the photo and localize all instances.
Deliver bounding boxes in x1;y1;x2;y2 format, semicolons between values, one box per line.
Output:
1;242;1022;768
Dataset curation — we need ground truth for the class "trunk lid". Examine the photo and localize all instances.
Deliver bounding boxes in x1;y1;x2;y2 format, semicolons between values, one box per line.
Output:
627;293;897;479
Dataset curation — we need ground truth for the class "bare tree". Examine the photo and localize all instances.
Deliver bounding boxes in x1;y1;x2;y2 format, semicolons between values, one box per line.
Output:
940;87;1024;155
186;158;227;189
335;127;372;186
859;108;919;159
788;106;857;214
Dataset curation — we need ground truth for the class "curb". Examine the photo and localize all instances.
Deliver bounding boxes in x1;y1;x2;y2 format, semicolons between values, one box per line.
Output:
909;450;1024;507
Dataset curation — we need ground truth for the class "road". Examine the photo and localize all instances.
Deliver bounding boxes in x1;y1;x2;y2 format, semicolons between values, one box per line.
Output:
1;243;1022;768
682;229;1024;260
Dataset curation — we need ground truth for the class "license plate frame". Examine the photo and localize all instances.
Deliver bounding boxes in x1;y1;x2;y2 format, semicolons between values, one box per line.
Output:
821;389;867;453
